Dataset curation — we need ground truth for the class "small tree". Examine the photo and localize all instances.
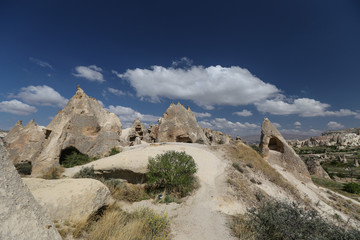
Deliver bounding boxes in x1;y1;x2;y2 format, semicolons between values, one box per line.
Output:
146;151;197;197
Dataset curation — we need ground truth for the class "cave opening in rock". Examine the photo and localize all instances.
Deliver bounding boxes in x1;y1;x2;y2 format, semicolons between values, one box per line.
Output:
268;137;284;153
15;161;32;175
129;136;136;142
59;146;91;167
135;127;141;132
176;136;192;143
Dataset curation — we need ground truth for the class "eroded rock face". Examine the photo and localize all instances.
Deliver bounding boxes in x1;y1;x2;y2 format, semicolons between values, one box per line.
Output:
127;118;147;144
260;118;311;182
31;86;122;176
0;139;61;240
203;128;233;145
4;120;45;169
306;157;330;179
23;178;112;222
157;103;209;144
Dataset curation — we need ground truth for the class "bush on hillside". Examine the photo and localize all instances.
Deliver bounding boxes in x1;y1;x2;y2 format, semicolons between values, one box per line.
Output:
146;151;197;197
61;151;93;168
231;200;360;240
343;182;360;194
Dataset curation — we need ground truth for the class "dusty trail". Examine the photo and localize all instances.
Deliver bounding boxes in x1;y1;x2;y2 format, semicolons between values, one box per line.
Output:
114;143;237;240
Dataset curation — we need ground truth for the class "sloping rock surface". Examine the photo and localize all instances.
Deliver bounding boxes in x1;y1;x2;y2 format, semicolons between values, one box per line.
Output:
23;178;112;222
4;120;45;166
157;103;209;144
260;118;311;182
31;86;122;176
305;157;330;179
0;139;61;240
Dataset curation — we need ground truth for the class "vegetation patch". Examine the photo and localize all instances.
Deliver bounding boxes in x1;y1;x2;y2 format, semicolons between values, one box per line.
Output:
41;166;64;179
73;204;170;240
146;150;198;197
343;182;360;194
15;162;32;175
311;176;360;200
230;200;360;240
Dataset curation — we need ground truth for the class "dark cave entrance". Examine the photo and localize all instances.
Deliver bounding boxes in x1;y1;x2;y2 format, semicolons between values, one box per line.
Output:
59;146;91;167
176;136;193;143
268;137;284;153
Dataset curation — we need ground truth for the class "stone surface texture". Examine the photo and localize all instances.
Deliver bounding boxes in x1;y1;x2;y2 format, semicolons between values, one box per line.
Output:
156;103;209;144
0;139;61;240
260;118;311;182
23;178;112;222
305;157;330;179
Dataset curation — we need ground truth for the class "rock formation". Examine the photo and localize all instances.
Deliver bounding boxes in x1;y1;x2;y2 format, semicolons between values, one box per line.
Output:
127;118;147;144
305;157;330;179
5;86;123;176
23;178;112;222
4;120;45;171
260;118;311;182
203;128;233;145
156;102;209;144
0;139;61;240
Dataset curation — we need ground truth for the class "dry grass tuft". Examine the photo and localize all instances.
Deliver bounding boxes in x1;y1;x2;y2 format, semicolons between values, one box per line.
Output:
41;166;64;179
73;203;170;240
223;142;301;200
104;180;150;202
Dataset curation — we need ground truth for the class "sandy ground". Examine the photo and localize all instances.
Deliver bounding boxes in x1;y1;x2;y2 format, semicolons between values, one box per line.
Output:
66;142;239;240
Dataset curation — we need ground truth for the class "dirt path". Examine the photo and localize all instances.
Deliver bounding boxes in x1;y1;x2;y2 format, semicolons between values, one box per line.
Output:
119;143;237;240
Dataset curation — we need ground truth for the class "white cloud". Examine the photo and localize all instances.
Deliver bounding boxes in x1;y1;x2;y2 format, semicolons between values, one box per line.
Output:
199;117;260;136
280;128;322;136
0;100;37;115
116;64;279;109
193;111;211;118
13;85;68;107
233;109;253;117
73;65;104;82
273;122;282;128
108;87;126;96
29;57;53;70
255;98;358;117
106;105;160;125
172;57;193;67
327;121;344;130
294;121;302;128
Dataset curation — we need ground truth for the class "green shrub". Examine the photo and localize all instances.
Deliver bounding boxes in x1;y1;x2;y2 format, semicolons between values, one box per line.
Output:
15;162;32;175
74;166;95;178
61;151;93;168
108;147;120;156
146;151;197;197
343;182;360;194
336;172;346;178
231;200;360;240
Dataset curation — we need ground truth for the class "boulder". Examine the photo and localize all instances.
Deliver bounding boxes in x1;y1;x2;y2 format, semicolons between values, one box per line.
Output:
127;118;147;143
23;178;112;222
260;118;311;182
354;159;359;167
305;157;330;179
13;86;123;176
0;139;61;240
157;102;209;144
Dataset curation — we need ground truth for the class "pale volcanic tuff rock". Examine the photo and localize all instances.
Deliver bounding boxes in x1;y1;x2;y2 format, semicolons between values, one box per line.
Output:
4;120;45;166
0;139;61;240
156;102;209;144
31;86;122;176
305;157;330;179
23;178;112;222
260;118;311;182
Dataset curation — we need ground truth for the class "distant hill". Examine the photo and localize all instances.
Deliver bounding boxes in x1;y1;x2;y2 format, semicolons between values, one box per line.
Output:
241;134;314;144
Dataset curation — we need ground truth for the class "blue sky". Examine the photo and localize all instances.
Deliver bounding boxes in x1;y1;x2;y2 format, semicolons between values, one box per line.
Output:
1;0;360;137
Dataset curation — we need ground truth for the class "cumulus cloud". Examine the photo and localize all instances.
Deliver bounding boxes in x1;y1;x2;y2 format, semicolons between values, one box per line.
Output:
327;121;344;130
193;111;211;118
0;100;37;115
73;65;104;82
29;57;53;70
273;122;282;128
108;87;126;96
12;85;68;107
255;98;358;117
199;118;259;130
116;65;279;109
294;121;302;128
172;57;193;67
280;128;322;136
106;105;160;126
233;109;253;117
